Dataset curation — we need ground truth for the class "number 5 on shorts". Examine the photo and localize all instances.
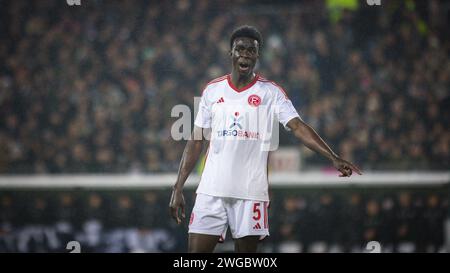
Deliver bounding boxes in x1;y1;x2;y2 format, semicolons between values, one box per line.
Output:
253;203;261;220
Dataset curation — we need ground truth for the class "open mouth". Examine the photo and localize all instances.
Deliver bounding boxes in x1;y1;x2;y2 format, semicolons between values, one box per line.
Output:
238;62;250;71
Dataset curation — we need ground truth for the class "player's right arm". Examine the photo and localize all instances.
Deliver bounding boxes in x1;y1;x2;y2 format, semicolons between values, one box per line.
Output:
170;82;213;224
169;126;208;224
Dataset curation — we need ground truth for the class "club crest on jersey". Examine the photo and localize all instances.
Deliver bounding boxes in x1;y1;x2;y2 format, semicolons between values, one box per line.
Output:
248;94;261;107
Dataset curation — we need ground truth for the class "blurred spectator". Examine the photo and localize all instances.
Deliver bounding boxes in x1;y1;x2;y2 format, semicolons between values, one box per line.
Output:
0;194;16;252
308;193;340;252
340;193;364;252
379;195;396;252
362;199;383;251
395;192;418;253
132;191;176;252
275;196;304;252
77;193;107;252
103;194;138;252
53;193;78;252
422;194;445;252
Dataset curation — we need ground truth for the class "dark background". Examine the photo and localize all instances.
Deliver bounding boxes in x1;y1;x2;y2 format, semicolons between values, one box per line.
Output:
0;0;449;253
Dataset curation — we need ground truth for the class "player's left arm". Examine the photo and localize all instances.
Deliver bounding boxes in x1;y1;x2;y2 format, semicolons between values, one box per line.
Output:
286;117;362;177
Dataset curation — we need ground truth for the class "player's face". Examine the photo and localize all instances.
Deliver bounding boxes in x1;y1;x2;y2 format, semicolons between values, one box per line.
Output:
231;37;259;77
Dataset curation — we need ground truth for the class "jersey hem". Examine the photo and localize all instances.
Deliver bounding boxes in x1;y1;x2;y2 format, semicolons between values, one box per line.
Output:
195;191;270;202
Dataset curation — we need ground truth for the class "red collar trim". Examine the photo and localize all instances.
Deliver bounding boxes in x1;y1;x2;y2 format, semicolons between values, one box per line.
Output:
227;74;259;93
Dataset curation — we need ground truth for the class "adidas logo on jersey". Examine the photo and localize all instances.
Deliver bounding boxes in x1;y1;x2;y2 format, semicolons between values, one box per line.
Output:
253;222;262;230
216;97;224;104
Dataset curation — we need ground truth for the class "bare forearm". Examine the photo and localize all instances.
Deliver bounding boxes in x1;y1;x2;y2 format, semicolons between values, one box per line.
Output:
174;139;204;190
291;120;338;161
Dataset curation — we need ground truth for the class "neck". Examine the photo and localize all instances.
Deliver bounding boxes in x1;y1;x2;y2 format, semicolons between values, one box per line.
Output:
230;70;255;90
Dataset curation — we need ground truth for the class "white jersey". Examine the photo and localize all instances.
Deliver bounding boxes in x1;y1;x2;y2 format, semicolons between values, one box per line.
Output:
194;74;301;201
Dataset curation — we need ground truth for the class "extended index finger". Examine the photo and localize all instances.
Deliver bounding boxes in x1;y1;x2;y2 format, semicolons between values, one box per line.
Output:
348;162;362;175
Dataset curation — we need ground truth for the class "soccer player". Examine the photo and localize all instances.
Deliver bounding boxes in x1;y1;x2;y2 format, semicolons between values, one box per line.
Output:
169;25;361;253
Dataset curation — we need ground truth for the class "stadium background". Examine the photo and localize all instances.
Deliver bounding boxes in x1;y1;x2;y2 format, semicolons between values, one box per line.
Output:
0;0;449;252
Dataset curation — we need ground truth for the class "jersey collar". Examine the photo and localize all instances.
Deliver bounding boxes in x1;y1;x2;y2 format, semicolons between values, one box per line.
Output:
227;74;259;93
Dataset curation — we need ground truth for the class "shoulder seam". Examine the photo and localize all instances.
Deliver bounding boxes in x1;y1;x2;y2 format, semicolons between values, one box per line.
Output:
207;75;228;85
201;75;227;96
258;79;289;99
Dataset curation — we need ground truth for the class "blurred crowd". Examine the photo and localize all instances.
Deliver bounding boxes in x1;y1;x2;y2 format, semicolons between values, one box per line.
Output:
269;189;449;253
0;190;179;253
0;0;448;174
0;189;448;253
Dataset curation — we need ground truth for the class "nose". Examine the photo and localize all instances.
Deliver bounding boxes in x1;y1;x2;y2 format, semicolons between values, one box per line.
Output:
240;49;251;58
237;48;252;59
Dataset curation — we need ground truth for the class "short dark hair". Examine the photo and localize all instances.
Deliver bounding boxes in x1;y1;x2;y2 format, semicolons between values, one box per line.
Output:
230;25;263;51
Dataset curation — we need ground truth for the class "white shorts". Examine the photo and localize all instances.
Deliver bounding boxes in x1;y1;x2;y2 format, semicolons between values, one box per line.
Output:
188;193;269;241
